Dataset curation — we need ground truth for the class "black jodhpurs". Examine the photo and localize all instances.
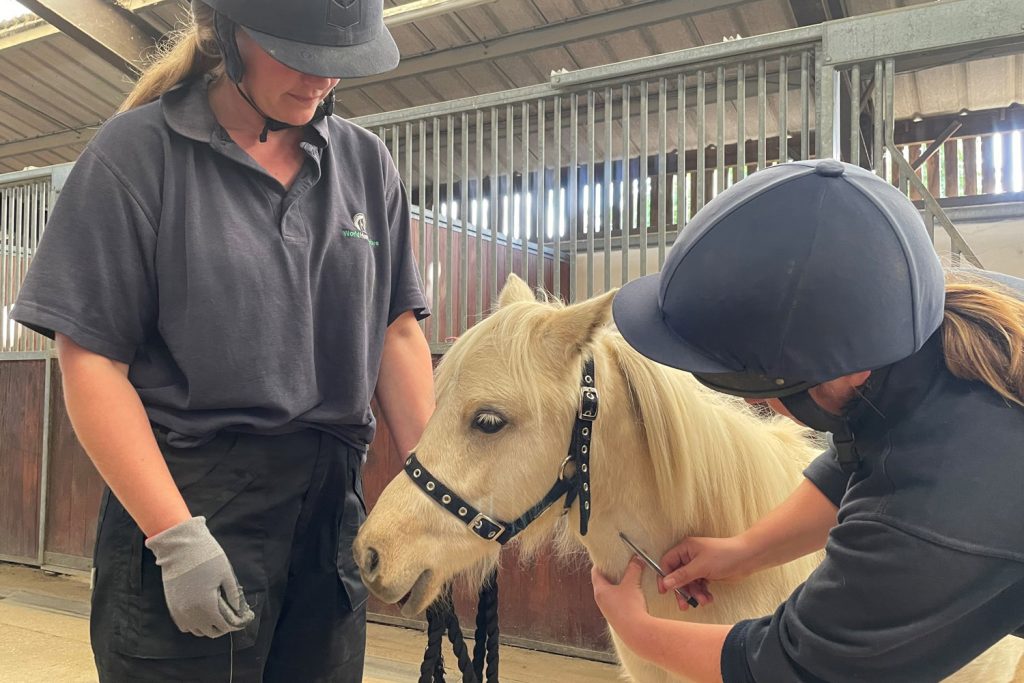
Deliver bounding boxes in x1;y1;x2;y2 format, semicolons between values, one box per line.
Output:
91;428;369;682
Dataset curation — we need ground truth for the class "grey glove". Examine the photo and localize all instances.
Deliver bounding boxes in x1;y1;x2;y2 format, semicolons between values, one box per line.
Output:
145;516;255;638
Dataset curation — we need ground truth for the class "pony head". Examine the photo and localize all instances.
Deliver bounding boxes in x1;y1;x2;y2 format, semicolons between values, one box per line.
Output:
354;275;616;616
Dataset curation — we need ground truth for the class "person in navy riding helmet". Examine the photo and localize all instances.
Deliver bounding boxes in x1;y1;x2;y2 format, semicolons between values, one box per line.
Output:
593;159;1024;682
12;1;433;680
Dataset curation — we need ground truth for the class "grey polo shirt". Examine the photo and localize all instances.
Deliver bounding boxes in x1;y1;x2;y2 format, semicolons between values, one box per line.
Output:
13;77;428;449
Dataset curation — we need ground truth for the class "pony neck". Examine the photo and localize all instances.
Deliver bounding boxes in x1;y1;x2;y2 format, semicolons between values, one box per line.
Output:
575;333;813;577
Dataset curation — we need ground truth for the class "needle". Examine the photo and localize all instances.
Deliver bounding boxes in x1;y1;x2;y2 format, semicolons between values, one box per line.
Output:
618;532;700;608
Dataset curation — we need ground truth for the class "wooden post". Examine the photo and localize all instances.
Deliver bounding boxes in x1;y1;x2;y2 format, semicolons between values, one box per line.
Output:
963;136;979;196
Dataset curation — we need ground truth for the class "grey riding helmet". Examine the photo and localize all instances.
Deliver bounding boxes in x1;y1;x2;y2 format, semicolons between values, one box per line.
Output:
201;0;399;79
613;159;945;399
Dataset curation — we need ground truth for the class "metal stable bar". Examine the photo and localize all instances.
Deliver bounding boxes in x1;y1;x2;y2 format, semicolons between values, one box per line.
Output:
569;93;579;302
535;98;546;292
520;101;530;282
815;45;836;159
639;80;649;278
779;55;788;163
586;91;596;298
757;60;767;169
657;77;668;268
850;64;861;166
431;118;441;345
446;115;455;340
505;104;514;280
460;113;469;334
697;70;706;207
15;186;24;350
620;84;630;286
1;188;6;352
418;121;427;309
716;66;725;194
873;60;884;175
1;189;8;352
553;96;563;299
677;74;687;225
490;107;500;303
603;87;613;293
30;182;40;351
475;109;485;322
800;52;810;160
736;64;746;181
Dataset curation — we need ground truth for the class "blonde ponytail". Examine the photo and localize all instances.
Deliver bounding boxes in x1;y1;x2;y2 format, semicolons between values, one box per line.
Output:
118;2;222;113
942;273;1024;408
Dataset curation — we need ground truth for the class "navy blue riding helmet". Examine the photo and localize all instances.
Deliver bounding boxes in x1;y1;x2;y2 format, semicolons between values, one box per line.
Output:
613;159;945;463
199;0;399;140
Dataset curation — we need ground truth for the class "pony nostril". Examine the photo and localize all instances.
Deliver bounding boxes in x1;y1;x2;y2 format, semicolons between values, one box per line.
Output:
367;547;380;574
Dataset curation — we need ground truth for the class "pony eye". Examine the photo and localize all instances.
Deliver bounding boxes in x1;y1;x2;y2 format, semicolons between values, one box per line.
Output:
472;411;506;434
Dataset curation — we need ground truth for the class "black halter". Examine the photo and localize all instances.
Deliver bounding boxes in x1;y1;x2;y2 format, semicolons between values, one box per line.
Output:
405;358;599;544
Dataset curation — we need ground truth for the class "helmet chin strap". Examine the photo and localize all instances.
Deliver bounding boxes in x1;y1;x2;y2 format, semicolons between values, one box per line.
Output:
779;390;861;473
213;10;336;143
234;84;335;143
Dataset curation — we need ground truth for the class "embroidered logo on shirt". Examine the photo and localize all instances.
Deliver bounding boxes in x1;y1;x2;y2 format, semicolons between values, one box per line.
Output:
342;212;379;246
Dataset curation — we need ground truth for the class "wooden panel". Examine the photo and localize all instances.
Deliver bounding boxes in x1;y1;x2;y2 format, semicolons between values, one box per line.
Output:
963;137;979;196
363;399;611;654
43;364;103;562
982;135;998;194
943;139;959;198
0;360;45;560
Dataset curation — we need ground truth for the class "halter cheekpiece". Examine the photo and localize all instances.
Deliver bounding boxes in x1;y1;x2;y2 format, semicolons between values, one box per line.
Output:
404;358;599;544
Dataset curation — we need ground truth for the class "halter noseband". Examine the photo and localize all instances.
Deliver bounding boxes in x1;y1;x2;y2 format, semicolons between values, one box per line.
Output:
404;358;599;544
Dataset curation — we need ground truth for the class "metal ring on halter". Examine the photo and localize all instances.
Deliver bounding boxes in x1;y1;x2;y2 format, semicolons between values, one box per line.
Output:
558;455;576;481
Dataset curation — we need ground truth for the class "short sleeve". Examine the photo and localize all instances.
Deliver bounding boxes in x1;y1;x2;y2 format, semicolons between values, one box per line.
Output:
802;436;850;508
385;172;429;325
11;147;158;363
721;518;1024;682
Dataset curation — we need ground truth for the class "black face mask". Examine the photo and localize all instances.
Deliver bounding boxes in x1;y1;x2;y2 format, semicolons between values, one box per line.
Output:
779;364;892;474
780;390;861;472
212;11;335;143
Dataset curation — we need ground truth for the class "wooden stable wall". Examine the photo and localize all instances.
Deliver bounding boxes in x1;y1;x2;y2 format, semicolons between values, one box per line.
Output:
0;228;609;657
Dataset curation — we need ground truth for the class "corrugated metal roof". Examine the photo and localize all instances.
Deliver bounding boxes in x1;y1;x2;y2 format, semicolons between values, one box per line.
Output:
0;0;1020;173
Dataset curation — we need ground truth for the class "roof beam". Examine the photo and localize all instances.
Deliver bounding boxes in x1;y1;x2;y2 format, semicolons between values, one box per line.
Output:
0;127;96;160
345;0;749;88
384;0;498;27
15;0;162;76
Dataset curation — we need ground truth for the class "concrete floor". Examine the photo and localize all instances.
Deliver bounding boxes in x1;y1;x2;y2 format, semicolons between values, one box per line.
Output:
0;563;619;682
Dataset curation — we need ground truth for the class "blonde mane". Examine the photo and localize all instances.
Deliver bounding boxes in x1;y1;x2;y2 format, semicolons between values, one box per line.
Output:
600;330;821;539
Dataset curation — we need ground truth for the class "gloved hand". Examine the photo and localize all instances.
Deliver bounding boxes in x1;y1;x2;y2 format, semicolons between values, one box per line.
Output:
145;516;255;638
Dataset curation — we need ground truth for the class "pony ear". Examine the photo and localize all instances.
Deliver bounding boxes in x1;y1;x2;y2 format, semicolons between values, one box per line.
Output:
498;273;537;308
548;289;618;354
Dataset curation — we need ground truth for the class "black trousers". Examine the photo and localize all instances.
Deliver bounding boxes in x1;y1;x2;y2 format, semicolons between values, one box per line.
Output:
91;428;369;682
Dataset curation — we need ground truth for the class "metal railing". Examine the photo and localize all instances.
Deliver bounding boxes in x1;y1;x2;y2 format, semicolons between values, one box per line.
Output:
355;33;825;345
1;165;66;355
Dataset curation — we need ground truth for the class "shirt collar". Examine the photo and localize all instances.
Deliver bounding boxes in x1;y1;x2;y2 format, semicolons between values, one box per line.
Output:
162;76;330;150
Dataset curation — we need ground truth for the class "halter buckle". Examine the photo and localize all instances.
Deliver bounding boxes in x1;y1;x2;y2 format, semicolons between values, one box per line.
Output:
468;512;506;541
578;386;599;421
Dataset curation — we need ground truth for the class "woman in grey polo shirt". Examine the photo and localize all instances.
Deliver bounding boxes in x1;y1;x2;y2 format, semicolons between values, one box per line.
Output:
13;1;432;680
592;160;1024;681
